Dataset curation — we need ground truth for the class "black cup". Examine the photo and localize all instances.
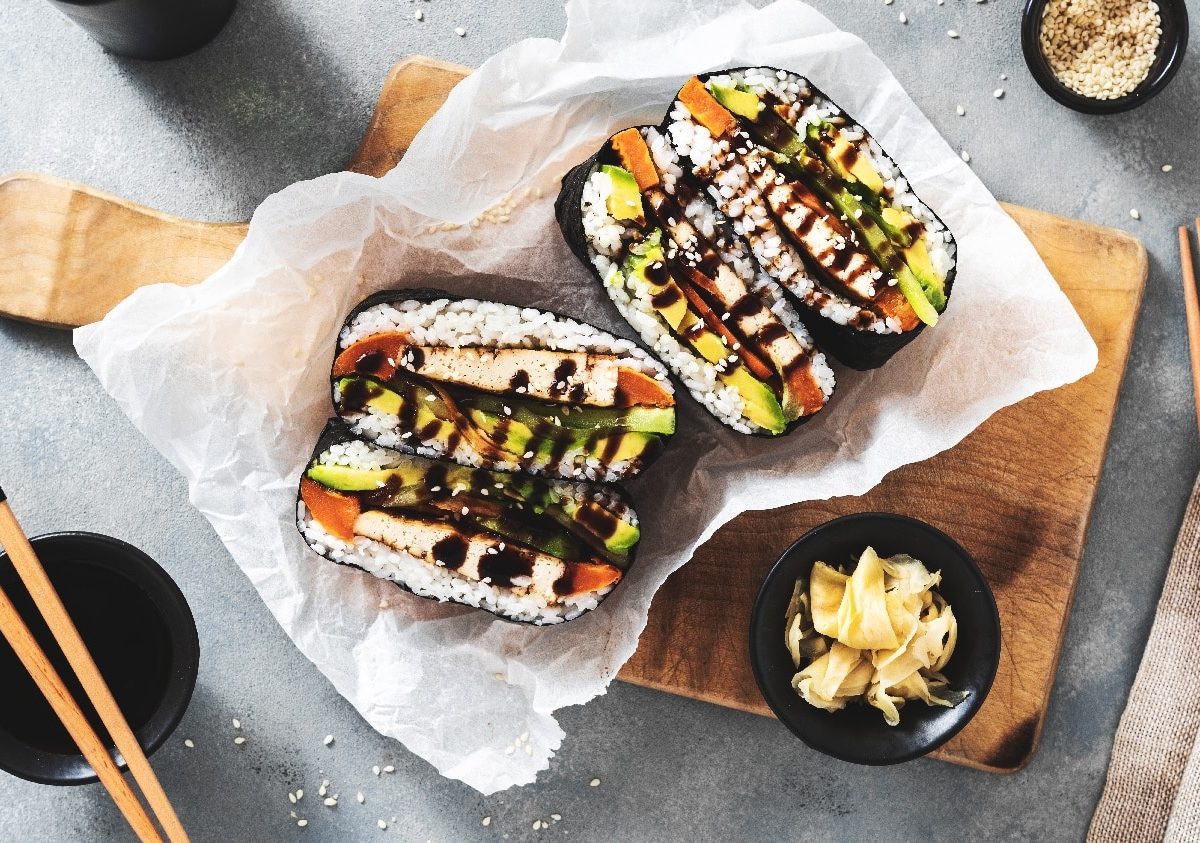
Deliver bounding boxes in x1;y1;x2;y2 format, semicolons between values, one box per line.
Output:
47;0;237;60
0;533;199;785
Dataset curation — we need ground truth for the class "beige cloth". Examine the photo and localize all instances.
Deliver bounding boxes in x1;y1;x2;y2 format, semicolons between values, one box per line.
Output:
1090;473;1200;842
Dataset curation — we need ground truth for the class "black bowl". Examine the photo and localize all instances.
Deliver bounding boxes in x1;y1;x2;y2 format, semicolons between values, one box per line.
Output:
749;513;1000;765
1022;0;1189;114
0;533;199;785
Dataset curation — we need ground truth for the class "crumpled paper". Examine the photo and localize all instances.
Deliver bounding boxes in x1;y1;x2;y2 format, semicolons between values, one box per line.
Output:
74;0;1097;793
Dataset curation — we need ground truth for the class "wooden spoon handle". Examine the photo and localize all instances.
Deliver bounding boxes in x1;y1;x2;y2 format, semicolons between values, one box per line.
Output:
0;55;470;330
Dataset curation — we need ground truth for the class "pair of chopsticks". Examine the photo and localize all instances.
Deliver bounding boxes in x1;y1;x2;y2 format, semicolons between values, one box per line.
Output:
0;486;188;843
1180;220;1200;435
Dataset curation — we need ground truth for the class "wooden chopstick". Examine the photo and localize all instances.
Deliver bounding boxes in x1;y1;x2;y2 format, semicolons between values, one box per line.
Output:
0;578;163;842
1180;224;1200;435
0;487;188;843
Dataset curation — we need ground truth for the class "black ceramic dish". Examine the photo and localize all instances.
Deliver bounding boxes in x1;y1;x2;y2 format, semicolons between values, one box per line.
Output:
748;513;1000;765
0;533;199;785
1022;0;1189;114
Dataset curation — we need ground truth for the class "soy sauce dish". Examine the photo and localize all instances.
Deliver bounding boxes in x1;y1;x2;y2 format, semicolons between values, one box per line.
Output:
0;533;199;785
749;513;1000;765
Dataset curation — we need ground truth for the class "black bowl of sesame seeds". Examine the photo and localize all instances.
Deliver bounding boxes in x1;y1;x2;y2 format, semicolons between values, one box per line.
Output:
1022;0;1188;114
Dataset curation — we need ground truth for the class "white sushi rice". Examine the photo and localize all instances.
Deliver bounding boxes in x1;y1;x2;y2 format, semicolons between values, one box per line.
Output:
337;298;672;481
299;438;631;625
580;128;835;433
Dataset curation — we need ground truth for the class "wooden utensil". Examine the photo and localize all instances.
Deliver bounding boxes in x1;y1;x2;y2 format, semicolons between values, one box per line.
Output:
0;487;187;842
1180;223;1200;433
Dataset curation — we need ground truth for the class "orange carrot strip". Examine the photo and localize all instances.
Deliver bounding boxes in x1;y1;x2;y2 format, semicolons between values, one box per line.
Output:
611;128;661;191
331;333;409;379
615;368;674;408
561;561;623;597
300;477;361;541
678;77;737;138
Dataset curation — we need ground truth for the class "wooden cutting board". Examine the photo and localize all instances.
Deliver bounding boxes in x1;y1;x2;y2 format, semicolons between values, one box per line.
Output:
0;57;1146;772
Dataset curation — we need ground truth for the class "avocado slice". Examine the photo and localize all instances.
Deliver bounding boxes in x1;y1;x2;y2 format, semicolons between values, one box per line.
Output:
710;83;763;120
813;123;885;194
307;462;425;492
473;516;583;560
461;393;675;436
468;409;657;469
623;232;787;433
559;499;640;554
602;165;644;222
337;377;460;442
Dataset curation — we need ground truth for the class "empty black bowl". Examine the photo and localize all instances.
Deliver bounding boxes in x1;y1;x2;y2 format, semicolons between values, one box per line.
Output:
749;513;1000;765
0;533;199;785
1022;0;1189;114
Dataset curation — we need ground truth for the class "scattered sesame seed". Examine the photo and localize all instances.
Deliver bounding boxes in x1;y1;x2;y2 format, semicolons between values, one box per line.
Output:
899;11;908;23
319;785;327;797
1000;73;1008;80
232;718;241;729
414;9;423;20
383;765;395;774
297;819;308;828
372;766;381;776
1130;208;1141;220
551;814;562;821
956;104;966;116
1162;164;1173;172
233;736;246;745
495;672;505;681
960;150;972;163
947;29;959;38
378;820;388;829
993;88;1005;98
183;739;194;748
482;816;492;826
532;821;542;830
289;793;297;804
589;778;601;787
454;26;466;36
324;797;337;807
297;789;304;800
884;0;893;4
357;792;365;804
324;735;334;747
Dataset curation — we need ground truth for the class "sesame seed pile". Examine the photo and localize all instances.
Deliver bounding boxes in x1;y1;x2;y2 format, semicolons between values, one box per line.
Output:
1039;0;1162;99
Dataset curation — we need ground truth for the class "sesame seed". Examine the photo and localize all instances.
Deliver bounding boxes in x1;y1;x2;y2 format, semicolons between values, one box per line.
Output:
318;785;327;797
899;11;907;23
1000;73;1008;80
289;793;297;804
956;104;966;116
960;150;971;163
414;9;423;19
297;789;304;800
551;814;562;821
454;26;466;36
993;88;1005;98
461;506;469;515
232;718;241;729
482;816;492;826
589;778;601;787
523;451;534;459
947;29;959;38
505;746;515;755
1130;208;1141;220
1162;164;1173;172
324;797;337;807
358;792;365;804
183;739;194;748
297;820;308;828
324;735;334;747
372;766;381;776
532;821;542;830
233;736;246;745
383;765;395;773
378;820;388;830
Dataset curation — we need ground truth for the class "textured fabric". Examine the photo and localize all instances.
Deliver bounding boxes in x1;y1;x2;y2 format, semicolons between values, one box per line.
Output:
1090;473;1200;842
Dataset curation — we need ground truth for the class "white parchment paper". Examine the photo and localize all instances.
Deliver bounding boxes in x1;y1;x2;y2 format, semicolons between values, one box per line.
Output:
74;0;1097;793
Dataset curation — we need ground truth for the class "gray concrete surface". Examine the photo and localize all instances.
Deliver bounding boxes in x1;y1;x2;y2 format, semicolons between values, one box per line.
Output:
1;0;1197;840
